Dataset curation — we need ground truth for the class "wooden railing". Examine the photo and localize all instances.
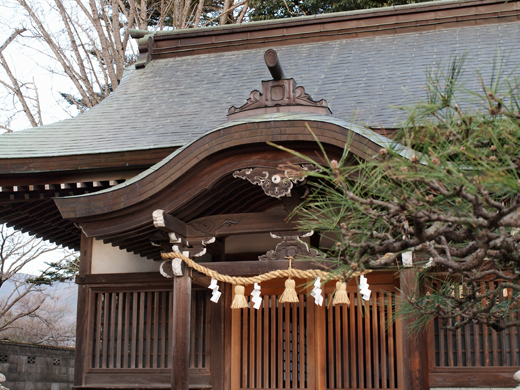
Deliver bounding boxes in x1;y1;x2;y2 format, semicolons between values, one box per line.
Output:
231;279;401;390
325;291;399;389
91;288;209;370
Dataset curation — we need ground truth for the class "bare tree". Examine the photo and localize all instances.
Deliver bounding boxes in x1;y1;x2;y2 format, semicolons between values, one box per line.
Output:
0;224;75;338
0;0;251;131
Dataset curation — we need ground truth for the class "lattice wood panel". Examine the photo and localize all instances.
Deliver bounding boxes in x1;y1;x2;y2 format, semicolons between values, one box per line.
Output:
324;292;400;390
434;280;520;367
91;289;211;370
235;294;311;389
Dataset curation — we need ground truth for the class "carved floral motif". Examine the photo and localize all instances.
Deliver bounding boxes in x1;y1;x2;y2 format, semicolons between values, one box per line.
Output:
259;231;320;261
233;164;320;198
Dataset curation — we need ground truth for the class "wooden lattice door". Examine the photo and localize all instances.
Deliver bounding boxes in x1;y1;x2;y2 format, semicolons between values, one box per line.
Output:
230;277;403;390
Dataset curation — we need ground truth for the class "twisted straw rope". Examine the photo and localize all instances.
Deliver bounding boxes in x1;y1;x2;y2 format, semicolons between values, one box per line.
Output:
161;251;368;285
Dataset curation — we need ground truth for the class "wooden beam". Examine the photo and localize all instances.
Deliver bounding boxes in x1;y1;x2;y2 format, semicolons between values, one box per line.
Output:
153;209;188;237
400;267;429;390
171;262;191;390
74;233;93;387
187;211;296;237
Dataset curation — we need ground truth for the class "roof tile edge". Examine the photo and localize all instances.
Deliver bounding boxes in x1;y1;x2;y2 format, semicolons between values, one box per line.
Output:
132;0;519;66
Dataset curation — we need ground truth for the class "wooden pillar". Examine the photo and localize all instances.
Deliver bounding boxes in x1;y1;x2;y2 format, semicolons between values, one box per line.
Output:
74;233;93;387
171;262;192;390
400;267;429;390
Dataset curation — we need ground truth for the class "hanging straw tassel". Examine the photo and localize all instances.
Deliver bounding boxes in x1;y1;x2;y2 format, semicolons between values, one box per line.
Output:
332;281;350;306
231;285;248;309
279;278;299;303
279;257;299;303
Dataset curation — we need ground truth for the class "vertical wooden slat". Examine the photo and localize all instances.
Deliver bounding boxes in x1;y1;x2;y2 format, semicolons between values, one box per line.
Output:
358;295;365;389
490;283;499;366
161;291;168;369
284;303;290;389
147;291;154;368
168;291;173;369
153;292;160;369
230;288;241;390
242;302;249;388
447;318;454;367
456;316;463;366
351;292;358;388
278;299;283;389
387;294;394;388
124;292;131;369
465;323;472;366
365;297;372;388
306;297;316;390
131;292;138;369
474;322;480;367
394;292;404;390
292;300;298;388
190;296;196;368
510;325;517;366
108;293;116;368
372;293;379;388
101;294;109;369
314;299;326;390
270;296;276;389
299;295;305;389
334;305;341;389
482;283;489;367
94;293;102;369
116;292;123;369
138;292;146;368
439;320;445;366
379;293;387;389
327;296;334;388
250;304;256;388
257;301;263;388
263;297;269;389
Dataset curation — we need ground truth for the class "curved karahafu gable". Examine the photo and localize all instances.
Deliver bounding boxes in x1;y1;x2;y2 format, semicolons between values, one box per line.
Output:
54;113;410;259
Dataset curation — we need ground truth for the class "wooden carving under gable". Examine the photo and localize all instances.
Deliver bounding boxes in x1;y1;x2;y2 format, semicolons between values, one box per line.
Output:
259;231;320;261
233;164;320;198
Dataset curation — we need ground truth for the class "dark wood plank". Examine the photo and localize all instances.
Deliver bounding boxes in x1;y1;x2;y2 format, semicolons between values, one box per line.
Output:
278;300;283;388
108;293;117;368
131;292;138;369
314;298;326;390
146;292;153;368
351;292;359;388
124;292;131;369
284;302;290;389
400;268;429;390
229;286;241;390
306;296;316;390
263;296;269;388
138;292;146;368
372;293;379;388
153;292;160;369
101;293;108;369
116;293;123;369
292;300;298;388
358;294;365;389
299;295;305;389
365;297;372;388
243;301;249;388
171;263;192;390
270;296;276;389
74;233;93;387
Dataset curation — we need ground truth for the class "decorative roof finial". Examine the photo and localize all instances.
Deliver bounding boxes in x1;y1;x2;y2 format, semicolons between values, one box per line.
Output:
264;49;284;81
227;48;331;120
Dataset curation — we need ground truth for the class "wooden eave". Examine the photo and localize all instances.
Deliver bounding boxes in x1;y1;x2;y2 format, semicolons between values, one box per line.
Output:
138;0;520;63
0;147;175;177
53;116;400;259
0;147;176;250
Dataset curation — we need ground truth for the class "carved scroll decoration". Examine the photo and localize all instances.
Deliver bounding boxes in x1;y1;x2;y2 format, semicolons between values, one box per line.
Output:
259;231;320;261
233;164;320;199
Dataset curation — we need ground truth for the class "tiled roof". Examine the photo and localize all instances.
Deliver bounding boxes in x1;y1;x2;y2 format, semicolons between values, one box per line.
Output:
0;20;519;158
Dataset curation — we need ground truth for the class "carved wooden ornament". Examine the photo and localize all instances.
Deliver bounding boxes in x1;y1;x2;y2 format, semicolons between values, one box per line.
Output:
259;231;320;261
233;164;320;198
